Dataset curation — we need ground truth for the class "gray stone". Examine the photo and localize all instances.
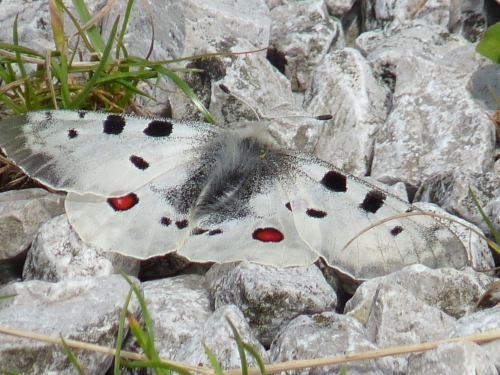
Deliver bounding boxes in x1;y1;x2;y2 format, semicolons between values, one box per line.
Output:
172;304;268;370
269;312;396;375
196;38;324;152
269;0;344;92
123;275;213;363
0;274;140;375
362;0;467;31
23;215;139;282
206;261;337;346
104;0;269;116
355;22;467;90
407;341;498;375
415;170;500;238
324;0;357;17
106;0;270;60
345;264;496;321
352;280;456;373
0;188;65;260
0;0;107;55
303;47;390;176
450;305;500;371
371;51;495;193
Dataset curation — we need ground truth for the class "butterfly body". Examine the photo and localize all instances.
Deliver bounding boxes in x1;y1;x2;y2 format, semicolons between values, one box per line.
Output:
0;110;469;281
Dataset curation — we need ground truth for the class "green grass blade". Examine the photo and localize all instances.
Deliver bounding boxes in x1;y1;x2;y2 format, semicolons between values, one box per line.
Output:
13;15;38;110
94;70;156;84
226;317;248;375
122;359;193;374
154;66;216;124
0;294;17;300
50;55;71;108
117;270;170;375
49;0;67;55
68;16;120;109
0;93;23;112
337;364;348;375
70;0;107;56
60;335;86;375
203;343;225;375
242;343;267;375
0;43;45;58
0;62;13;82
127;311;150;353
469;187;500;244
113;286;135;375
116;0;135;59
476;23;500;63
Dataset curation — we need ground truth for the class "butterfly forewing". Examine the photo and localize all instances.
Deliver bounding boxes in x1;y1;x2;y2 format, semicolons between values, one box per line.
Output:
0;111;214;196
283;153;468;279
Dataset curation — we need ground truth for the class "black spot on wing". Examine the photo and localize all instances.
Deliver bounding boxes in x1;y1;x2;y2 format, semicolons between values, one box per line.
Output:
160;217;172;226
129;155;149;170
306;208;327;218
192;228;208;235
391;226;404;236
315;114;333;121
68;129;78;139
209;229;223;236
321;171;347;192
143;120;173;137
103;114;126;135
44;111;52;120
77;111;86;118
285;202;292;211
359;190;386;214
175;219;189;229
219;84;230;94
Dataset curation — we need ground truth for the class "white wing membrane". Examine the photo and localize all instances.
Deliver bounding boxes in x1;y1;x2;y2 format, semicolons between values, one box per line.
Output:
282;153;468;279
0;111;214;196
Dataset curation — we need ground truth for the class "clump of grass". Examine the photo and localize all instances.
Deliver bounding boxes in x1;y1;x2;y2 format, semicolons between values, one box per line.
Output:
0;0;216;123
0;0;233;191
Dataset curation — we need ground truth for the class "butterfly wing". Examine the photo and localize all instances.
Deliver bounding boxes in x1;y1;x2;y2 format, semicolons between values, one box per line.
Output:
281;152;469;279
0;111;215;196
65;145;320;264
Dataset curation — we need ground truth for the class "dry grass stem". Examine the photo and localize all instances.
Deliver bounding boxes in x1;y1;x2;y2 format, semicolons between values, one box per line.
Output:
1;325;500;374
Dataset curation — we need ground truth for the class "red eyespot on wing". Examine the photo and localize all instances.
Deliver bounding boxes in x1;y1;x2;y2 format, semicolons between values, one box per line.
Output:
252;227;284;243
107;193;139;211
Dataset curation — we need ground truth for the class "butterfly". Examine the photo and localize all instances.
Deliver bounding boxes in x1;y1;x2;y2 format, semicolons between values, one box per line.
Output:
0;110;468;282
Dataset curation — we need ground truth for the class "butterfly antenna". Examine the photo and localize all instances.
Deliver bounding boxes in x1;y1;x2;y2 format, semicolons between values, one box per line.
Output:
219;83;333;123
219;84;261;121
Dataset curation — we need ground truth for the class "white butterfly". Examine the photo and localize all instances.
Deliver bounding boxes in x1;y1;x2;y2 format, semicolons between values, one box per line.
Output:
0;110;468;281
